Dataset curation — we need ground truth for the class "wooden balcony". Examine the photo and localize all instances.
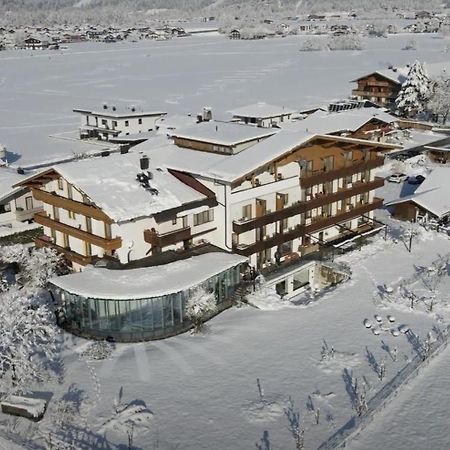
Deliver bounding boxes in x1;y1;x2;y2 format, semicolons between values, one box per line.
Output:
232;197;383;257
232;177;384;234
299;157;384;189
35;236;93;266
304;197;384;234
32;188;114;223
34;212;122;251
144;226;192;248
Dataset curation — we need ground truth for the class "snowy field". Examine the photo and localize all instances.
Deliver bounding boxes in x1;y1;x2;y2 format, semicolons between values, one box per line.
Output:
2;206;449;449
1;32;450;449
1;32;450;166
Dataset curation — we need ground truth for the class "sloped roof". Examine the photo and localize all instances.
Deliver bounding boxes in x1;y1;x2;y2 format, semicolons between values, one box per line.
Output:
18;152;208;223
387;167;450;218
229;102;298;119
281;107;397;135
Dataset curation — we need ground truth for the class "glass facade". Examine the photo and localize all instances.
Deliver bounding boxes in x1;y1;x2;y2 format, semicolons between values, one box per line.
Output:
51;264;242;342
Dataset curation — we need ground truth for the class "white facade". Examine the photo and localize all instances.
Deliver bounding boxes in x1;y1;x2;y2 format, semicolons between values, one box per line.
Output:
74;106;166;140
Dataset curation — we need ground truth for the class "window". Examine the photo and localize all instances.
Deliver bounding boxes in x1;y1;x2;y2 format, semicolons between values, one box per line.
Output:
63;233;70;248
85;241;92;257
193;209;214;226
67;184;73;200
138;118;142;125
344;151;353;161
242;204;252;220
101;119;107;126
53;206;60;221
172;218;177;225
68;210;76;220
57;178;64;190
0;203;10;214
125;120;129;127
112;120;118;128
25;196;33;210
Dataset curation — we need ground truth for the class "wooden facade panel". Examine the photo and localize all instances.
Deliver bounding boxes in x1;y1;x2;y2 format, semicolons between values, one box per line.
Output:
35;236;93;266
144;226;192;247
34;212;122;251
32;188;114;224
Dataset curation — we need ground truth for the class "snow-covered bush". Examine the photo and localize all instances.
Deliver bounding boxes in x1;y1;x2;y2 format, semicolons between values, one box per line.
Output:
427;74;450;123
327;34;363;51
0;288;58;395
300;38;324;51
0;244;63;288
80;341;114;361
395;60;431;117
185;286;217;333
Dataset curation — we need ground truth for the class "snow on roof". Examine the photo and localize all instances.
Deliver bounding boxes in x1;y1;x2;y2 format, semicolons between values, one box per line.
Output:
353;61;450;86
73;105;166;119
387;167;450;218
229;102;298;119
281;107;397;135
171;121;277;146
135;137;229;178
49;152;207;222
0;167;28;202
50;252;247;299
205;129;315;182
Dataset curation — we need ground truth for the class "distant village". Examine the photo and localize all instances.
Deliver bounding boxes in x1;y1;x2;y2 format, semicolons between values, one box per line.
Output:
0;9;449;49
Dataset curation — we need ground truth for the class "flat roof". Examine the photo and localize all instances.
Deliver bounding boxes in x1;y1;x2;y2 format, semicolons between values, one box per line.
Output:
229;102;298;119
73;107;166;119
171;121;278;147
50;252;247;299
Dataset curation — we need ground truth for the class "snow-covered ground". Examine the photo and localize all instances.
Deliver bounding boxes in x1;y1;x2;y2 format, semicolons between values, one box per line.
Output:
2;209;448;449
1;32;450;166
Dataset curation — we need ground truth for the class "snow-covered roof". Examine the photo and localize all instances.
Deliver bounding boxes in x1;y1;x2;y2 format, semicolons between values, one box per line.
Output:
229;102;298;119
205;129;315;182
281;107;397;135
73;105;166;119
0;168;28;202
387;167;450;218
171;121;277;146
353;61;450;86
50;252;247;299
28;152;208;223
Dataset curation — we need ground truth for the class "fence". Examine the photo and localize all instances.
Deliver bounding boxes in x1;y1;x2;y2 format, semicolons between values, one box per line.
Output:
318;324;450;449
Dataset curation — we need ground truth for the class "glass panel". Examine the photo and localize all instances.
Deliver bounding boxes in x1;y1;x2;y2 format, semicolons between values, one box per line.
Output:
152;297;163;329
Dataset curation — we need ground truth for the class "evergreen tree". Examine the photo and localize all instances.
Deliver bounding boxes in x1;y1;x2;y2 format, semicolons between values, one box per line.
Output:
395;60;431;118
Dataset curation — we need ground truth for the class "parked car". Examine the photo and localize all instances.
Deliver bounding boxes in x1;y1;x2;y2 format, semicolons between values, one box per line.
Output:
387;173;408;183
407;175;425;185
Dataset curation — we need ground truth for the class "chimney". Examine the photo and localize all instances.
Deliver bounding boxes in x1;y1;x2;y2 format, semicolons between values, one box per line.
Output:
103;103;108;110
140;155;149;170
202;106;212;122
131;105;136;112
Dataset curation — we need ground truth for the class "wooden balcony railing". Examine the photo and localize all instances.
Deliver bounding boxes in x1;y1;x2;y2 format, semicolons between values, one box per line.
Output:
232;177;384;234
32;188;114;224
232;197;383;257
299;157;384;189
144;226;192;248
34;212;122;251
35;236;93;266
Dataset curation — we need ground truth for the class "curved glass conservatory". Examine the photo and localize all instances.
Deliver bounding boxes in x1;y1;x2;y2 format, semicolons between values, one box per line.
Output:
50;253;246;342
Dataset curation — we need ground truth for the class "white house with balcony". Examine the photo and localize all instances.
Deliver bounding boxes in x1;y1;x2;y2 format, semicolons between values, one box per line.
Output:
74;104;167;141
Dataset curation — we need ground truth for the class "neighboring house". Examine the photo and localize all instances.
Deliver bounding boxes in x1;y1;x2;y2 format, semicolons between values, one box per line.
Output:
229;29;241;40
281;107;397;142
73;105;167;141
387;167;450;224
0;168;43;228
351;69;407;108
229;102;298;127
24;37;49;49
